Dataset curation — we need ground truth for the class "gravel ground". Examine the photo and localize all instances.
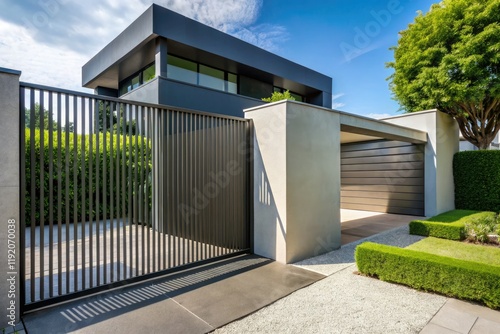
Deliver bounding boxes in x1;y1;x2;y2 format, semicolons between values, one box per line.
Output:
215;226;447;334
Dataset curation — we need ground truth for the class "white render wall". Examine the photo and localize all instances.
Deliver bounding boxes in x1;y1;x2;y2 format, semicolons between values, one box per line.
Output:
246;101;341;263
0;68;21;327
383;110;459;217
247;103;458;264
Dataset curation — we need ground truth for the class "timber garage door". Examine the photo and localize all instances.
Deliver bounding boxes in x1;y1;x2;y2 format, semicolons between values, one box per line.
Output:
341;140;424;216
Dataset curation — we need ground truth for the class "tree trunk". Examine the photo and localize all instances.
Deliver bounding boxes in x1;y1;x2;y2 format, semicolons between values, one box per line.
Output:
438;98;500;150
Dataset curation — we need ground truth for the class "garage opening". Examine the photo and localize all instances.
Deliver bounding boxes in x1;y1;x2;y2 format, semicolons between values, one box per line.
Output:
340;139;425;216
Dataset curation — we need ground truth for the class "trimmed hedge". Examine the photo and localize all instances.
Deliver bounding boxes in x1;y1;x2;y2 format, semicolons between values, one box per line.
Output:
355;242;500;309
410;210;476;240
454;150;500;211
409;210;495;240
409;220;465;240
25;129;152;226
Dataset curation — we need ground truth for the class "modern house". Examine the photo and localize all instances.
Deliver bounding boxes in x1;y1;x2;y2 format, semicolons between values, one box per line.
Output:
0;5;466;323
82;4;333;118
79;4;463;264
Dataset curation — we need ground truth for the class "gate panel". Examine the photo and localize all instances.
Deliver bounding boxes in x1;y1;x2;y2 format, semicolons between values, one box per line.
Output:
20;83;251;312
341;140;424;216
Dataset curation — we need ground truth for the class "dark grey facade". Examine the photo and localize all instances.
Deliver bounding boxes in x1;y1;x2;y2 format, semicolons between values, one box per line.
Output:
82;4;332;117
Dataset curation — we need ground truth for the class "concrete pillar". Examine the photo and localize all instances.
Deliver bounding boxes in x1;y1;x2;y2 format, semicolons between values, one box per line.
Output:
155;38;168;79
0;67;21;327
245;101;341;264
384;110;459;217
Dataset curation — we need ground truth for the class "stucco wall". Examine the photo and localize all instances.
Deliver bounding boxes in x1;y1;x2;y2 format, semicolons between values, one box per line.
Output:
246;101;341;263
0;68;21;327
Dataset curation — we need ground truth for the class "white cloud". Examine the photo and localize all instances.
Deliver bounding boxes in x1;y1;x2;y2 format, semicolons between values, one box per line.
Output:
332;93;346;110
0;0;287;90
157;0;288;51
0;20;91;92
233;24;289;52
156;0;263;31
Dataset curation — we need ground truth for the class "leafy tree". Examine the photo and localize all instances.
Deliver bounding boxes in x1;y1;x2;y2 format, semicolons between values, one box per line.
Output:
262;90;296;103
96;101;138;135
387;0;500;149
25;103;74;132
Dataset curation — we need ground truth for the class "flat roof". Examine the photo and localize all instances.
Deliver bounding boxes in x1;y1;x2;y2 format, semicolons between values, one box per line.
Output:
82;4;332;95
244;100;428;144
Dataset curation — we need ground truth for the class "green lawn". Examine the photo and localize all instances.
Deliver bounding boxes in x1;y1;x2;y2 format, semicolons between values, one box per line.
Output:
425;210;481;223
407;237;500;267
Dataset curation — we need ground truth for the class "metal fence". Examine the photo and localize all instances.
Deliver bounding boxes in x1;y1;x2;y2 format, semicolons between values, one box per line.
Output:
20;82;251;311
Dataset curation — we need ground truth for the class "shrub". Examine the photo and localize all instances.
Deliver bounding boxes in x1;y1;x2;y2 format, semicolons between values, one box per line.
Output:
25;129;152;226
409;210;496;241
355;242;500;309
465;212;498;243
262;90;296;103
409;220;465;240
454;150;500;211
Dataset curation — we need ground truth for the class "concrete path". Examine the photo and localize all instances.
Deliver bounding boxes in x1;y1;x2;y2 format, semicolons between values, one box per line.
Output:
340;209;425;245
22;254;324;334
421;298;500;334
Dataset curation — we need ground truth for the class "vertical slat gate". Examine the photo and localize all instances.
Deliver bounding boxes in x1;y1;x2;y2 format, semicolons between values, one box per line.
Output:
20;83;251;313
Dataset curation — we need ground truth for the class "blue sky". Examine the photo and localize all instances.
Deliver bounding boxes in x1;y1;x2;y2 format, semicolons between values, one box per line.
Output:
256;0;437;117
0;0;437;118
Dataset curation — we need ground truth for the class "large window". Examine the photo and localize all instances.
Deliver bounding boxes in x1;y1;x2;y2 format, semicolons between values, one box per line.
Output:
240;76;273;100
167;55;197;85
164;55;306;102
167;54;238;95
119;63;156;96
227;73;238;94
199;64;225;91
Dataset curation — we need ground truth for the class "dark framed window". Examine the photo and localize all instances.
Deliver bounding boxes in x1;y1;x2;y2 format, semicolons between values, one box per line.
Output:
119;62;156;96
167;55;197;85
199;64;225;91
166;54;239;95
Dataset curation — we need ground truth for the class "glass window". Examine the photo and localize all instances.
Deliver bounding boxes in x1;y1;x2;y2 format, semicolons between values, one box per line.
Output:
118;62;155;96
167;55;197;85
274;87;283;93
199;65;225;91
227;73;238;94
142;64;156;83
240;75;273;100
119;79;131;95
290;92;303;102
131;74;140;90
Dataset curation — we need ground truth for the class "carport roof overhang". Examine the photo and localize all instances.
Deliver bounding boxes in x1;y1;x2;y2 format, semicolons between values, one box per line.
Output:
339;112;427;144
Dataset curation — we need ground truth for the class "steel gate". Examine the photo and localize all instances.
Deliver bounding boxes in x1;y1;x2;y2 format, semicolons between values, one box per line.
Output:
20;83;251;312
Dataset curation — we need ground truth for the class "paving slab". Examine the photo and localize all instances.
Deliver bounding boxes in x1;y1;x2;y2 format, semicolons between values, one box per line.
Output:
470;318;500;334
23;254;324;334
420;299;500;334
428;305;477;334
173;259;324;328
445;299;500;323
419;323;460;334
